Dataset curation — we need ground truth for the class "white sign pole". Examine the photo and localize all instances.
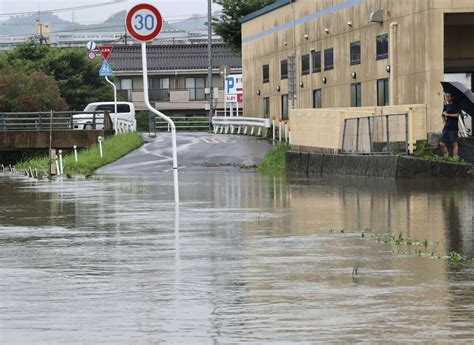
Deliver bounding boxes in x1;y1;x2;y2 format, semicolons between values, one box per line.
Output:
142;42;179;203
105;76;117;130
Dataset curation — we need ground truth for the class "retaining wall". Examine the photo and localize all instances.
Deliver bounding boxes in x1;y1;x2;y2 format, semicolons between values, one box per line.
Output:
0;130;114;150
286;152;473;179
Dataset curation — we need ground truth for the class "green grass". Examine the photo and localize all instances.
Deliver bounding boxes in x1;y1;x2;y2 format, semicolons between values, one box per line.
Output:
257;143;290;175
17;132;144;176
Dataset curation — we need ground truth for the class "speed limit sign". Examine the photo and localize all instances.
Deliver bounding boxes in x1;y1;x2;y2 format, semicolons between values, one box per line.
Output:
126;3;163;42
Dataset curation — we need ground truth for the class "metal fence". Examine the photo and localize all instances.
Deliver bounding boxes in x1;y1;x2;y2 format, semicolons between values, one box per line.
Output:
150;114;210;133
341;113;409;155
0;111;106;131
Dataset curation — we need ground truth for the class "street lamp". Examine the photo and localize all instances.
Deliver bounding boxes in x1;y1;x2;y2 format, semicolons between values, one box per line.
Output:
207;0;213;130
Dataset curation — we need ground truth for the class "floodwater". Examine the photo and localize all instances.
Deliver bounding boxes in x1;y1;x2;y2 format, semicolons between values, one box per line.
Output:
0;172;473;344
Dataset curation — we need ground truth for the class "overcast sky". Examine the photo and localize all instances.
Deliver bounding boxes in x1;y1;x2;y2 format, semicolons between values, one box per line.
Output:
0;0;219;23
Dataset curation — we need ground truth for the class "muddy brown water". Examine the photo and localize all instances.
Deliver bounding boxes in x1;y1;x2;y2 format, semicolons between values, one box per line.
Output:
0;173;473;344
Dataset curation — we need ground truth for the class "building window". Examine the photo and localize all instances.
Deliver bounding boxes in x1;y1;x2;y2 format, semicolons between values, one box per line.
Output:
117;78;133;101
263;64;270;83
351;83;362;107
263;97;270;119
376;34;389;60
150;77;170;101
313;89;322;108
377;78;389;106
301;54;310;75
324;48;334;71
350;41;361;65
186;77;206;101
311;50;321;73
281;94;289;120
281;59;288;80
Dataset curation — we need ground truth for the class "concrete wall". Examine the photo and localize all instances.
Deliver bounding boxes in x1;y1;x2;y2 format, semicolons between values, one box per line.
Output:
0;130;113;150
241;0;474;135
290;104;427;152
286;151;473;179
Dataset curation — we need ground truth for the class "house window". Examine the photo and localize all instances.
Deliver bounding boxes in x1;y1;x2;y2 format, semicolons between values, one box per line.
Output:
301;54;310;75
377;78;389;106
281;59;288;80
263;64;270;83
117;78;133;101
324;48;334;70
313;89;322;108
150;77;170;101
311;50;321;73
351;83;362;107
350;41;361;65
186;77;206;101
263;97;270;119
376;34;389;60
281;94;289;120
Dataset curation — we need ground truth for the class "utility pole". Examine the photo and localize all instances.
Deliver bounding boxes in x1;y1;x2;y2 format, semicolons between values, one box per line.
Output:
207;0;213;130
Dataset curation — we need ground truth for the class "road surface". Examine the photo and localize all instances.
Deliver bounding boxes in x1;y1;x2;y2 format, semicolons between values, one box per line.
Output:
96;132;273;174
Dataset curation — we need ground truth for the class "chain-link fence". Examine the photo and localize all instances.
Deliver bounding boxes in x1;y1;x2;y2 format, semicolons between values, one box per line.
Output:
341;113;409;155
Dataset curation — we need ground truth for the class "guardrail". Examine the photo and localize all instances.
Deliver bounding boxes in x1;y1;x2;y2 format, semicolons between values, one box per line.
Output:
0;111;136;134
212;116;271;136
114;118;137;134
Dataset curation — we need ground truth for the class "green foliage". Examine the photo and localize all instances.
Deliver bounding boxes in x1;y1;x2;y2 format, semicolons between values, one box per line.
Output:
17;133;144;176
414;140;467;164
257;143;290;175
212;0;277;52
448;251;464;262
136;111;150;132
0;43;113;110
0;67;68;112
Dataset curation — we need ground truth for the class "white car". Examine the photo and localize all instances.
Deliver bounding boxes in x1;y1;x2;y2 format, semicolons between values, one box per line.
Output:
73;102;136;130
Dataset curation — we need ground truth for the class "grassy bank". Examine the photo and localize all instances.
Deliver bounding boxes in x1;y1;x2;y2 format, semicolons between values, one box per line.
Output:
17;132;144;176
257;144;290;175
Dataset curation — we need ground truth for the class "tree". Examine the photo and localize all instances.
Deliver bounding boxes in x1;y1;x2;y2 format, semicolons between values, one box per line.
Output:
212;0;276;53
0;67;68;112
0;43;113;110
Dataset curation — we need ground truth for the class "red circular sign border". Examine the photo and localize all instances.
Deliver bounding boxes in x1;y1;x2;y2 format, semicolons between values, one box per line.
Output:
126;3;163;42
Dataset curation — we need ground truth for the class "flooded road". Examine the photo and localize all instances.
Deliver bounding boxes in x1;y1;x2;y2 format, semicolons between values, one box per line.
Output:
1;170;473;344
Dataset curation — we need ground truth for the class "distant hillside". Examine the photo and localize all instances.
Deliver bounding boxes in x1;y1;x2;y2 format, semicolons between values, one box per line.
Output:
171;11;221;32
0;11;177;37
0;13;72;36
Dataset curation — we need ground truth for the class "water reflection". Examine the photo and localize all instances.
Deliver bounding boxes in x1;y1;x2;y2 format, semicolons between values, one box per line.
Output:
0;173;473;344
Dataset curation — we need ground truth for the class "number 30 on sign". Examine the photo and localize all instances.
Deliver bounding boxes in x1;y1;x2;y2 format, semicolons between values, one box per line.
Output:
126;3;163;42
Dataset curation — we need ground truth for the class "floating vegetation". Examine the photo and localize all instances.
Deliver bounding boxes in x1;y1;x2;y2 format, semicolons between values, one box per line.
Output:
447;251;464;263
336;229;473;264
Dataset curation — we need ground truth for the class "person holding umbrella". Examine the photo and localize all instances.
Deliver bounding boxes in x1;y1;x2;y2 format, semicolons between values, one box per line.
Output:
440;92;461;157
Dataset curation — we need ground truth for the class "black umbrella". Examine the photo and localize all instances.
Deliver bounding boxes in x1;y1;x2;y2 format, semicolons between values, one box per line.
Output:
441;81;474;116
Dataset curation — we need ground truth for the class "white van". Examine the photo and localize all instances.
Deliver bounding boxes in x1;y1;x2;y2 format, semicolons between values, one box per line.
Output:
73;102;136;130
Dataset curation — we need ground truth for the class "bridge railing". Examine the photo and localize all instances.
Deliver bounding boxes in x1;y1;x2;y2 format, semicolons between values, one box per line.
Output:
0;111;106;131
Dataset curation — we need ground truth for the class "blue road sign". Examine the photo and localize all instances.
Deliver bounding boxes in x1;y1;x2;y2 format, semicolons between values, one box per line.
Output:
99;61;113;77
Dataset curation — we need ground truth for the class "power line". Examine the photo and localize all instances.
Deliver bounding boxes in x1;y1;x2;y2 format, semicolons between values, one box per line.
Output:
0;1;126;17
6;25;126;38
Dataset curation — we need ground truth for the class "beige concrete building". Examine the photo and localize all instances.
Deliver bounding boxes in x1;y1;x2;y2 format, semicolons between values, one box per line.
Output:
241;0;474;139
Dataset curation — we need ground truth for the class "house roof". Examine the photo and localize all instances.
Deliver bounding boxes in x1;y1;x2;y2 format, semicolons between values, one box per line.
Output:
108;44;242;72
240;0;291;24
